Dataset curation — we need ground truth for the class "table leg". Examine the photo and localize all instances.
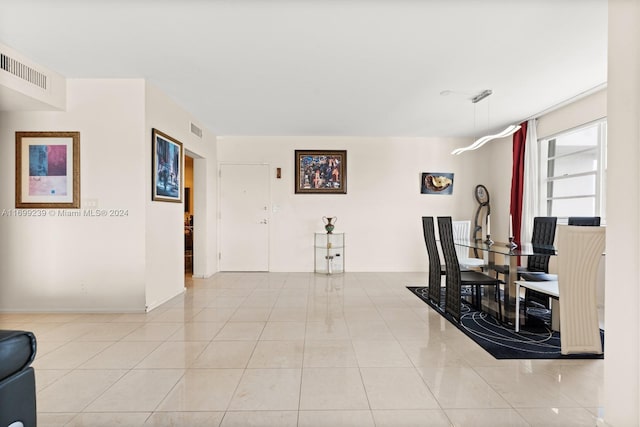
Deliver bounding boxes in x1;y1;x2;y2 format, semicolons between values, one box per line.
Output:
484;249;500;318
484;248;496;272
503;254;518;324
515;282;521;332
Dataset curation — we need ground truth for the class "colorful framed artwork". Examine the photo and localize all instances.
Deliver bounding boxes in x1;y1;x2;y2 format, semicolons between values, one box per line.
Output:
421;172;454;195
295;150;347;194
15;131;80;208
152;128;183;202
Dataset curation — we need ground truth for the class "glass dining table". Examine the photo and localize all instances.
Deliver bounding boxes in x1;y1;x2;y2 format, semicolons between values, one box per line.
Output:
454;238;556;324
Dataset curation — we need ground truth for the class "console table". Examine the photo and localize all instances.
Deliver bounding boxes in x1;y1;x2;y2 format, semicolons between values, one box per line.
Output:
314;232;344;274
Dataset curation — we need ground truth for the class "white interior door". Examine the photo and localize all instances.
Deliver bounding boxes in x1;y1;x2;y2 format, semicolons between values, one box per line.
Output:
219;164;270;271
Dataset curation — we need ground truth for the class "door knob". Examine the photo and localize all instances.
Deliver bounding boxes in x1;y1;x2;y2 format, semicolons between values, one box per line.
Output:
259;219;268;224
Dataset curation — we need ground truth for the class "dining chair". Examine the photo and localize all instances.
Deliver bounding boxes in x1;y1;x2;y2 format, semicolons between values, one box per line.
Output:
493;216;558;309
512;217;599;328
556;224;605;354
494;216;558;277
514;279;559;332
421;216;445;306
438;216;503;322
568;216;601;226
514;225;605;355
523;216;558;273
452;220;486;270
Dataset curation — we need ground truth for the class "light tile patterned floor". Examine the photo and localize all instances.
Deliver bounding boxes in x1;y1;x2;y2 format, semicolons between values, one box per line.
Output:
1;272;606;426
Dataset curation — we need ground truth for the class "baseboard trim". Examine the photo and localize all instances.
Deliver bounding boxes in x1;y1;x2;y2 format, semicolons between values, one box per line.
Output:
0;308;146;314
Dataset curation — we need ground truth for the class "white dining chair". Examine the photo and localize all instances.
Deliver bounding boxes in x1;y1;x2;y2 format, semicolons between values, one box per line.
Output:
557;224;605;355
452;220;486;270
514;225;605;355
514;280;559;332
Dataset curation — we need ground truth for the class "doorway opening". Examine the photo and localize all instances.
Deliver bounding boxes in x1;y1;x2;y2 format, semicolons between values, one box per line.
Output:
184;155;194;279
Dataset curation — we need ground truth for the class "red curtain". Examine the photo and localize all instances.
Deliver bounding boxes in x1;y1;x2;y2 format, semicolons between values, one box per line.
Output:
510;121;528;247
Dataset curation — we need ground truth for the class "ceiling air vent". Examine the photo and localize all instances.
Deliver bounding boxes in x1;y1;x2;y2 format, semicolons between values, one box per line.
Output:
0;52;48;90
190;122;203;138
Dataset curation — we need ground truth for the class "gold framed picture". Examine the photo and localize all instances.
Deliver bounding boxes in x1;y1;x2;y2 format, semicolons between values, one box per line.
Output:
15;131;80;209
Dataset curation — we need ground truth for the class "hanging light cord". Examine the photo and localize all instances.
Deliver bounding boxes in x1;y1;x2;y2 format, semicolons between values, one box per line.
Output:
451;89;520;155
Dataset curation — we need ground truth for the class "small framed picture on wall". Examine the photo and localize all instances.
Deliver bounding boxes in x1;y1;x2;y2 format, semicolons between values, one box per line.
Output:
421;172;454;195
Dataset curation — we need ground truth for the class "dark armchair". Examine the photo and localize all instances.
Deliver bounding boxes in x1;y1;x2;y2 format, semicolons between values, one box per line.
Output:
0;330;37;427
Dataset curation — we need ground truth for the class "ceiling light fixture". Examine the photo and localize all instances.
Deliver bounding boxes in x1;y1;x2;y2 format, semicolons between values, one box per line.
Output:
451;124;521;155
451;89;521;155
471;89;493;104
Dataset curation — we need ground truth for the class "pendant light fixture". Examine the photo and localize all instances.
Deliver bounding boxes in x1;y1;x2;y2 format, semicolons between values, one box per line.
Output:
451;89;521;155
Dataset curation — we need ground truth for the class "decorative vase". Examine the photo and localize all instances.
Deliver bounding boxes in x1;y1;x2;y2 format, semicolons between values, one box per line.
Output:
322;216;337;234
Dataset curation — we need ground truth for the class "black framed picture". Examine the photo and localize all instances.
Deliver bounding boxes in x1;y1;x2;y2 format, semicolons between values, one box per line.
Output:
152;128;183;203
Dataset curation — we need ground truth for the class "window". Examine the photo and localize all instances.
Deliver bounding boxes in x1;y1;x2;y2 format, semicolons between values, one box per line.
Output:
540;119;607;223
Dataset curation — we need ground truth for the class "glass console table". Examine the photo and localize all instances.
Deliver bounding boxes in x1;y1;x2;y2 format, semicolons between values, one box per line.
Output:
314;233;344;274
454;239;556;324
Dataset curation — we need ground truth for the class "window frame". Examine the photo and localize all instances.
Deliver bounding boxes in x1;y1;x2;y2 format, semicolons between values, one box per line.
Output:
539;118;607;224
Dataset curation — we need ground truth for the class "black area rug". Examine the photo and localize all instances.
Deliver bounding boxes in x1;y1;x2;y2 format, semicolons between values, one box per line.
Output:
407;286;604;360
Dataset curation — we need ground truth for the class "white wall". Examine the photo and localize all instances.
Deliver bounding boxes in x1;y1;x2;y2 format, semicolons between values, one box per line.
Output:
605;0;640;425
537;89;607;139
0;79;147;312
218;136;487;272
479;136;513;241
144;83;218;310
0;78;218;313
0;42;67;111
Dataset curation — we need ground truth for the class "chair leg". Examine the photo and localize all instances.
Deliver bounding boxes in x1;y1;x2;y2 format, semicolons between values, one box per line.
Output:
496;285;502;322
494;271;504;301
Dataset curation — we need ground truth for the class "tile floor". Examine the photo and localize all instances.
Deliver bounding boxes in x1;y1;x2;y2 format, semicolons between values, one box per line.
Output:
0;272;606;426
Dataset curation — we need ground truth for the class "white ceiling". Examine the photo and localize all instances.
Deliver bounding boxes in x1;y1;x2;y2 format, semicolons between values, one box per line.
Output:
0;0;608;138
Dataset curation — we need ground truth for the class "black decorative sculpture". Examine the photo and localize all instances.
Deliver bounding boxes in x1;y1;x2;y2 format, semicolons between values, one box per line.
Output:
473;185;490;256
